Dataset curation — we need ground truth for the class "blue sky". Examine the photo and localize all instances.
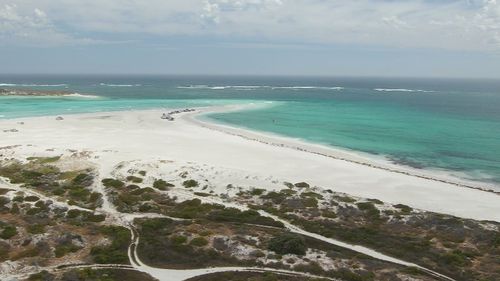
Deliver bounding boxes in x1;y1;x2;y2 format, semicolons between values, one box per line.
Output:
1;0;499;78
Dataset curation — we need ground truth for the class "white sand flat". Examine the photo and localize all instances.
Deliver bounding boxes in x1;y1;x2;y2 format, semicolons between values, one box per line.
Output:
0;106;498;222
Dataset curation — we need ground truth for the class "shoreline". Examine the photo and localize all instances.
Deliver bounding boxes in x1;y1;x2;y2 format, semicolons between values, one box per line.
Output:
1;98;497;193
0;106;499;222
187;104;499;195
2;103;499;194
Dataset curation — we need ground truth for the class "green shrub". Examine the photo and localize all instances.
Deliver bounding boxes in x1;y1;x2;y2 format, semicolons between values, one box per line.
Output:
261;191;288;204
0;226;17;239
72;173;93;186
171;235;187;245
90;226;130;264
441;250;468;266
301;192;323;199
183;179;199;188
27;224;46;234
208;208;284;228
27;156;61;163
302;197;318;208
190;237;209;247
334;195;356;203
126;176;143;183
89;192;102;202
52;188;65;196
294;182;310;188
10;203;19;214
194;192;211;197
393;204;413;214
101;178;125;189
322;210;337;219
28;270;55;281
26;207;44;216
66;209;82;218
356;202;380;219
0;196;10;206
367;198;383;205
138;171;147;176
68;187;90;200
153;179;174;190
250;188;266;196
268;233;306;255
55;244;81;258
24;195;40;202
87;214;106;222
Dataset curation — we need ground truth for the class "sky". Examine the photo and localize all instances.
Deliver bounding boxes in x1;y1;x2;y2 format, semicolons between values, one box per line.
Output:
0;0;500;78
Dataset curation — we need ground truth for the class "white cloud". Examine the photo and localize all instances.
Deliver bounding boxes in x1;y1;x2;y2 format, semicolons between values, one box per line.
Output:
0;3;96;46
1;0;500;51
201;0;220;24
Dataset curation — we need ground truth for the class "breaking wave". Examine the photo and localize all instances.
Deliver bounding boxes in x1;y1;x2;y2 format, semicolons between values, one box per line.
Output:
374;88;434;93
98;83;142;87
177;85;344;90
64;93;100;98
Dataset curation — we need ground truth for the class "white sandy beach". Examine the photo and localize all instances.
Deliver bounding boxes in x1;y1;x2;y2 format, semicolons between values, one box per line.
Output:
0;105;499;222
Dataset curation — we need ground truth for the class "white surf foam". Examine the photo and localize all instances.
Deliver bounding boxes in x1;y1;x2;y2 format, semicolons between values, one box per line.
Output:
272;86;344;90
374;88;433;93
99;83;142;87
178;85;344;91
64;93;100;99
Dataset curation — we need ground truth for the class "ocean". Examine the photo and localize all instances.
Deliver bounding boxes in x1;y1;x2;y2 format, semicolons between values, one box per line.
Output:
1;75;500;186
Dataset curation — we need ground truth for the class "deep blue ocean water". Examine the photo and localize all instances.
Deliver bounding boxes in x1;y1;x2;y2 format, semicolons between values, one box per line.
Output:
1;75;499;185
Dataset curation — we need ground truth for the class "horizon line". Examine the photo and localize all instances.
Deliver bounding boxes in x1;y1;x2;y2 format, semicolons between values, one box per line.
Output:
1;73;500;81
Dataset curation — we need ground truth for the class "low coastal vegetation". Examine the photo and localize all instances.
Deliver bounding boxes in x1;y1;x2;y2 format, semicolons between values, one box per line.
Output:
135;217;416;280
1;155;498;281
103;176;283;227
27;268;158;281
232;183;500;281
0;194;111;268
186;272;328;281
268;233;306;256
0;157;102;209
153;179;174;190
183;179;199;188
0;156;117;272
90;226;131;264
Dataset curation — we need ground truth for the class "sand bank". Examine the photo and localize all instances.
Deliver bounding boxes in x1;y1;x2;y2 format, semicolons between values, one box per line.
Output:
0;105;498;222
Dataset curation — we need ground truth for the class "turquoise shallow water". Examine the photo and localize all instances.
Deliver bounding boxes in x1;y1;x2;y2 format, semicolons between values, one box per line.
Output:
1;75;500;185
